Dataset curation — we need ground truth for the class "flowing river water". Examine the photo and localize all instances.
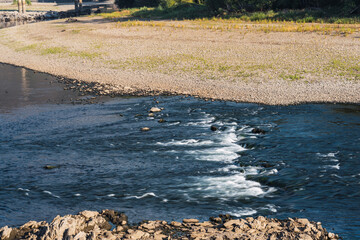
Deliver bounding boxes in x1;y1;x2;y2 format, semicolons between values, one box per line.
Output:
0;62;360;238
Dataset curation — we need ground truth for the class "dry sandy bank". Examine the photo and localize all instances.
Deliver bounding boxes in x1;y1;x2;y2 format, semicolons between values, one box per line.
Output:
0;16;359;105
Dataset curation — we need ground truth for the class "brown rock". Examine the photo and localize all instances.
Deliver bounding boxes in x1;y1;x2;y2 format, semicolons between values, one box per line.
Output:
171;221;182;227
80;210;98;219
297;218;310;226
183;219;199;224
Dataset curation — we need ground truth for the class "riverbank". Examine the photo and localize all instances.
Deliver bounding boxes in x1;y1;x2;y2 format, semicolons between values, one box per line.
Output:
0;15;359;104
0;210;340;239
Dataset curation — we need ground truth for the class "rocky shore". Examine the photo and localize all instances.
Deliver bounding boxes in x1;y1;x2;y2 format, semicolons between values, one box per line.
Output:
0;11;60;22
0;210;340;240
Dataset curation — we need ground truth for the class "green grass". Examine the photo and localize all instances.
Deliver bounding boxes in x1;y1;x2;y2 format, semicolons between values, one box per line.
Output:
280;73;304;81
327;58;360;81
41;47;67;55
69;51;102;60
15;43;38;52
231;9;360;24
100;5;360;24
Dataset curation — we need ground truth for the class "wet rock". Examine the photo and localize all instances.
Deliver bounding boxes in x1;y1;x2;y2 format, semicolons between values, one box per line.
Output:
148;113;155;117
252;128;266;134
150;107;162;113
101;209;128;226
210;125;218;131
141;127;150;131
158;118;166;123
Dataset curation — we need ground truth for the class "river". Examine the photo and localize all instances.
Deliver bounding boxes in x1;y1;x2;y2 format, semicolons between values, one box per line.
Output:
0;63;359;238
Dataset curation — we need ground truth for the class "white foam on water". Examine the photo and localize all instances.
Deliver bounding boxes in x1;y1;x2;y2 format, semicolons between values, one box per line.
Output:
317;152;339;158
188;127;246;163
43;190;60;198
262;169;278;175
261;204;278;213
245;166;262;175
125;192;157;199
324;164;340;170
228;208;257;217
156;139;214;146
18;188;30;192
193;173;275;199
74;193;81;197
184;113;215;127
218;165;240;172
107;194;115;197
167;121;181;126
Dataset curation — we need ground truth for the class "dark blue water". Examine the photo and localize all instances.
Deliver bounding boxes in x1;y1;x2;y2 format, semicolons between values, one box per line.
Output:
0;67;360;239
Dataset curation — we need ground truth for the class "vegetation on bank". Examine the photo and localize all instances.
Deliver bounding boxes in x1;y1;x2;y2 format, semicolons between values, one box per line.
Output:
112;0;360;22
100;6;360;24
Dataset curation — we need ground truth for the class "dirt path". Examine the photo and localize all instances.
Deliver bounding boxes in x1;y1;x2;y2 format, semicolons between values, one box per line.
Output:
0;16;359;105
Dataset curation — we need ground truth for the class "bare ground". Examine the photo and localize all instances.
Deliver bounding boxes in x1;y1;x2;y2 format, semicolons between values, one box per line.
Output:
0;16;359;105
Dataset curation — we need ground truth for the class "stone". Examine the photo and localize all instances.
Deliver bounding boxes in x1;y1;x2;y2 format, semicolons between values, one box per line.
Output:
80;210;98;219
101;210;128;225
158;118;166;123
210;125;218;131
299;233;313;240
141;127;150;131
170;221;182;227
142;222;155;230
128;230;148;239
210;217;222;223
224;220;240;229
154;231;167;240
148;113;155;117
43;165;60;170
183;219;199;224
297;218;310;226
251;128;266;134
328;232;335;238
74;231;87;240
150;107;162;113
0;226;16;240
200;221;213;227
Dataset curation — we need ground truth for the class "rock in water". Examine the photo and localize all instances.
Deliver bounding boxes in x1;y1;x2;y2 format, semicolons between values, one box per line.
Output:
210;125;218;131
43;165;60;170
158;119;166;123
252;128;266;134
149;107;162;113
141;127;150;131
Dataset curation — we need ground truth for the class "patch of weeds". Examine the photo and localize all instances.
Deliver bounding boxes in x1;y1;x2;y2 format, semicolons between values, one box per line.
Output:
70;51;102;60
71;29;81;34
41;47;67;55
280;73;304;81
15;43;38;52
